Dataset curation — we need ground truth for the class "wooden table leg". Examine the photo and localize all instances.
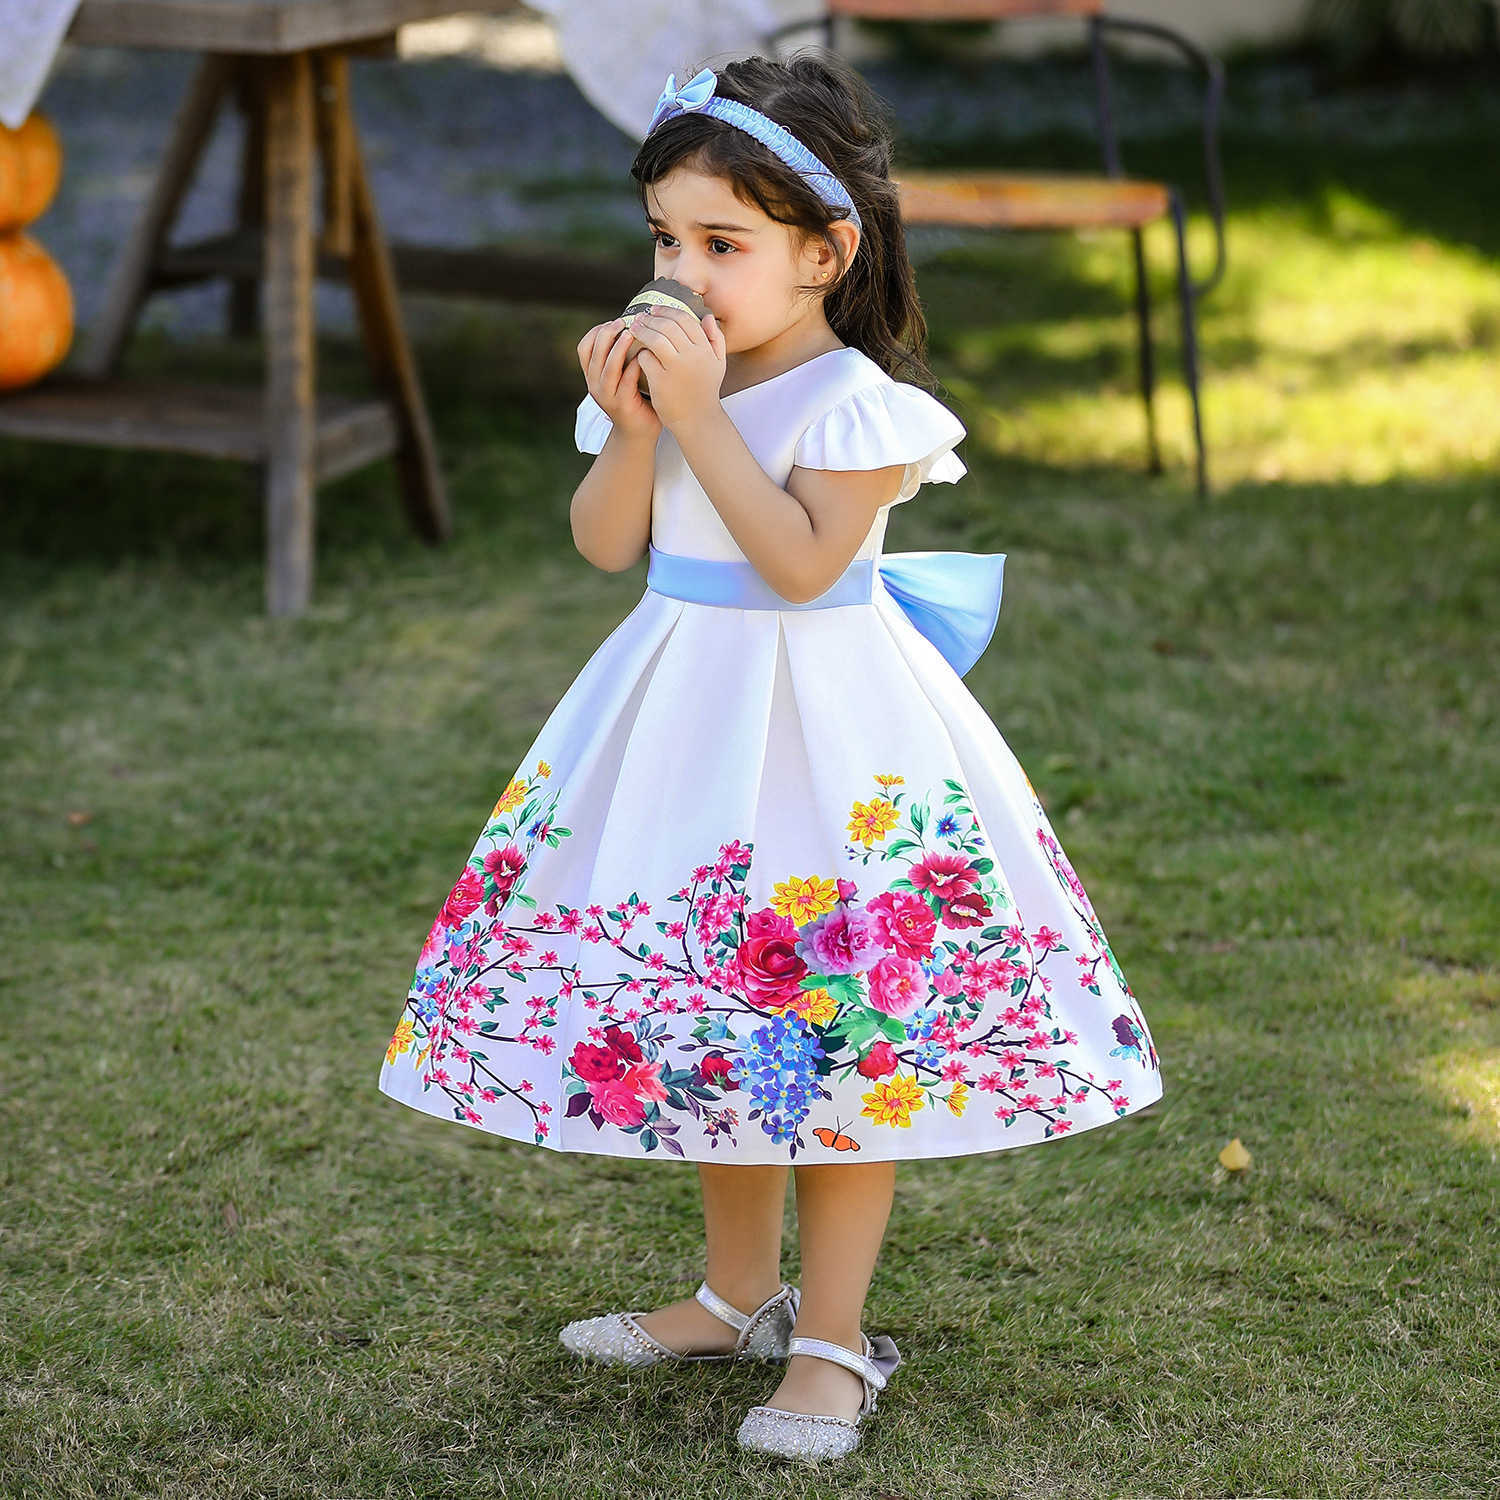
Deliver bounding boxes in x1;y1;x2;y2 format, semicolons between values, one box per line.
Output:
314;50;450;543
79;53;233;379
262;52;317;618
228;59;266;339
311;52;355;260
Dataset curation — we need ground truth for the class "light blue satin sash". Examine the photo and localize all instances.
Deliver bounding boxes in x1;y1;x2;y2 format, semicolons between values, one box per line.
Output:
645;543;1005;678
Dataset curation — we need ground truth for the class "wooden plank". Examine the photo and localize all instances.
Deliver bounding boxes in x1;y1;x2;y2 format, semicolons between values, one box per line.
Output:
67;0;521;54
0;378;269;460
77;53;234;379
341;62;451;542
314;392;401;481
827;0;1101;18
895;170;1170;229
154;229;645;308
262;50;318;617
0;377;396;475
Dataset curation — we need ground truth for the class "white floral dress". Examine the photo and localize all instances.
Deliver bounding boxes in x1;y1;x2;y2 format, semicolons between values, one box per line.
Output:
378;345;1163;1163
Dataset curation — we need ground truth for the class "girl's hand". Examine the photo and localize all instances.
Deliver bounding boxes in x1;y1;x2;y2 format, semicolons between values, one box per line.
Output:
629;308;727;434
577;318;661;442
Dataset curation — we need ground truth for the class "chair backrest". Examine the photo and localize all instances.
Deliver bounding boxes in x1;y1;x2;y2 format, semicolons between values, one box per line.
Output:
825;1;1102;18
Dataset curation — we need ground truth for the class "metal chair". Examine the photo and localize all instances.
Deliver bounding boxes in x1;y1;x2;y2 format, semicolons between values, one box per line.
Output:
770;0;1227;499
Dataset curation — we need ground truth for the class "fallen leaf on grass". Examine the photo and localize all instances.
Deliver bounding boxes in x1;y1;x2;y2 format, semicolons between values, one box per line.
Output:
1218;1137;1252;1172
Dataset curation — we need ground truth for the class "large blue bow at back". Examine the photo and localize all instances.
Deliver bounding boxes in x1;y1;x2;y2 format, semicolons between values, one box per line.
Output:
877;550;1006;678
645;546;1006;678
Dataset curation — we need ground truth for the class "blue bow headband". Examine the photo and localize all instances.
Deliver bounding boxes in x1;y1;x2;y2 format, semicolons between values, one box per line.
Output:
646;66;863;232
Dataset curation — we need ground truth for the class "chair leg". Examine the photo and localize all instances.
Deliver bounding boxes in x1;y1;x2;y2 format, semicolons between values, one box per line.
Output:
1130;226;1161;476
1169;190;1208;501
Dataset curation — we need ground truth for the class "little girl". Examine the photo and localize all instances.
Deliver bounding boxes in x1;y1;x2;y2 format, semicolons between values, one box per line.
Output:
379;51;1162;1465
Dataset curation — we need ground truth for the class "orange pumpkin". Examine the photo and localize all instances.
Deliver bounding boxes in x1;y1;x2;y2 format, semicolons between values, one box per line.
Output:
0;112;64;231
0;232;74;389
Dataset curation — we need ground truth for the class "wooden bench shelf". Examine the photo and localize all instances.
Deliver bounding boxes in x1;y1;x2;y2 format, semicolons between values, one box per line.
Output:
0;376;398;483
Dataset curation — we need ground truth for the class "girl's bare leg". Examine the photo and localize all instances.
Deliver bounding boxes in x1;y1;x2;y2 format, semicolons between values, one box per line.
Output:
634;1163;789;1353
760;1159;897;1417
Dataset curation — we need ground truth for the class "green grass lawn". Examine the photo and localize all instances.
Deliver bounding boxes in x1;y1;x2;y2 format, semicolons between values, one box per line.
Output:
3;101;1499;1497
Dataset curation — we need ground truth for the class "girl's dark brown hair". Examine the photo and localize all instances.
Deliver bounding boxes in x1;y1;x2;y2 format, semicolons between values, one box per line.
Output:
629;50;933;389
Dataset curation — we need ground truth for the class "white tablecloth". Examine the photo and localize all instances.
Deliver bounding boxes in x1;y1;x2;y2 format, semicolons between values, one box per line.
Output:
0;0;83;129
523;0;825;139
0;0;827;138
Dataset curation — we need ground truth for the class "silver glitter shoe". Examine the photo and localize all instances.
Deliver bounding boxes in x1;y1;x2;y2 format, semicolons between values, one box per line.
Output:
735;1331;902;1464
558;1280;801;1367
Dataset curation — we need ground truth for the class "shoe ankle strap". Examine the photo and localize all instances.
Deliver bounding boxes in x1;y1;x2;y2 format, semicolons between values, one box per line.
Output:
694;1280;753;1331
786;1334;888;1390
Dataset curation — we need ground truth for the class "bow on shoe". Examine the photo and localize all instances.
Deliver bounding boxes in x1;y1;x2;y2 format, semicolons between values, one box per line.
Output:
647;67;718;134
878;551;1006;678
863;1332;902;1411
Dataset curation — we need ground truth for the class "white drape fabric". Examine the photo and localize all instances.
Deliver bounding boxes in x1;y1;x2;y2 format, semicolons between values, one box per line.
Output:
0;0;83;130
526;0;792;141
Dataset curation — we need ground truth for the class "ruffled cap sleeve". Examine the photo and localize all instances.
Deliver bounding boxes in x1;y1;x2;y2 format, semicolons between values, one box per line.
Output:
792;381;967;503
575;393;612;454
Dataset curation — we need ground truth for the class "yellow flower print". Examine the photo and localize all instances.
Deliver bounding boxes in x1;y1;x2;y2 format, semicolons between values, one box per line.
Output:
847;797;899;848
537;760;552;778
769;986;839;1027
860;1073;925;1128
770;874;841;925
387;1018;415;1064
800;987;840;1027
490;777;526;820
946;1081;969;1117
873;773;906;790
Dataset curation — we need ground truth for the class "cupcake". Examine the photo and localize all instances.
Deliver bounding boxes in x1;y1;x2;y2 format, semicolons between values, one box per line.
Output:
620;277;710;396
